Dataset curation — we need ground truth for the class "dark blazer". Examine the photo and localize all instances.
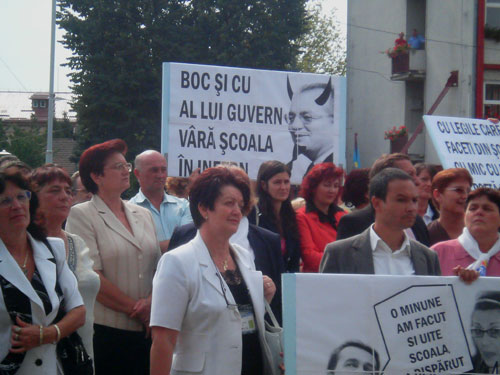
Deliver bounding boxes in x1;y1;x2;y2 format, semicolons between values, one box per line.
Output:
336;205;431;247
319;228;441;275
168;222;285;323
287;152;334;178
249;210;301;273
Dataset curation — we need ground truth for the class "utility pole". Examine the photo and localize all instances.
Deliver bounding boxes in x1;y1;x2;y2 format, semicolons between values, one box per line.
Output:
46;0;56;163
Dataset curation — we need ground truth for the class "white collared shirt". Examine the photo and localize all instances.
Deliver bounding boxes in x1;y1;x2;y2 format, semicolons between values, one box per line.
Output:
369;225;415;275
422;204;434;226
129;189;192;241
230;217;254;262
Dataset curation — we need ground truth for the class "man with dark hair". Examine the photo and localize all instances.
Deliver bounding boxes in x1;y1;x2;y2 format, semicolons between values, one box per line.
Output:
327;341;380;375
320;168;440;275
286;77;335;177
368;153;417;181
336;153;430;246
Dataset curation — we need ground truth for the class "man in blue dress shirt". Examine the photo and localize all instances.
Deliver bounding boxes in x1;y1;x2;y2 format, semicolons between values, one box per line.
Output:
130;150;192;252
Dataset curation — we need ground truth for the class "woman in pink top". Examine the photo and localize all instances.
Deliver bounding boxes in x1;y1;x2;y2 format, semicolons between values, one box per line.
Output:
432;188;500;276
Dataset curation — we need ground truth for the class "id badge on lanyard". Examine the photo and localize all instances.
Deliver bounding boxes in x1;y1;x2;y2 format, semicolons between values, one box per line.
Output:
239;304;257;334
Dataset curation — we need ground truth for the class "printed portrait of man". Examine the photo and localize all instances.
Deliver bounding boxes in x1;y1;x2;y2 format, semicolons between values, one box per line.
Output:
470;291;500;374
327;341;381;375
286;76;335;178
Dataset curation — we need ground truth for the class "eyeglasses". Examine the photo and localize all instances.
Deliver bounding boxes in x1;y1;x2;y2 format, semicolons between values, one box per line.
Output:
214;271;238;311
446;187;471;196
471;327;500;339
285;113;333;126
0;191;31;208
106;162;132;173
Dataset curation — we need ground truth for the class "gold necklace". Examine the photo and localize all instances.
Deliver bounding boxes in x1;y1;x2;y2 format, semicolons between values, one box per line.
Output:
21;248;29;276
223;258;228;271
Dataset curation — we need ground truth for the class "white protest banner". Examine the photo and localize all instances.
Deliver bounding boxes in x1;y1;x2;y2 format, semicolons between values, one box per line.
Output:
424;115;500;189
161;63;346;183
283;274;499;375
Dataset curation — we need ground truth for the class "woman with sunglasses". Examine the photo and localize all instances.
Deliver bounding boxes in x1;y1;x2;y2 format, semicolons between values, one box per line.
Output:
150;167;276;375
0;172;85;374
66;139;161;375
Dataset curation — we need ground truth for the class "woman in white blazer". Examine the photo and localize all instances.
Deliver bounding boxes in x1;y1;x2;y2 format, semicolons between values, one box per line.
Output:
150;167;276;375
30;164;100;362
0;172;85;374
66;139;161;375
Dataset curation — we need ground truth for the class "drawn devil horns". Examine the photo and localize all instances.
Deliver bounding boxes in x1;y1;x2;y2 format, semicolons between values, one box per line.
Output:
286;76;333;106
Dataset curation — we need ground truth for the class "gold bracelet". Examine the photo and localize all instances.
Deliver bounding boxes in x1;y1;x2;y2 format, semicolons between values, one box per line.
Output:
39;325;43;346
53;324;61;343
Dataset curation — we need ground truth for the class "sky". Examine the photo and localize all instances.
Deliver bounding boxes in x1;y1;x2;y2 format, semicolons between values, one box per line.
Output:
0;0;347;93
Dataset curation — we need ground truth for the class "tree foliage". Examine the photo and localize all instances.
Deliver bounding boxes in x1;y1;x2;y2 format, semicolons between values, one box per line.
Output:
296;1;346;76
57;0;308;159
0;119;46;169
0;120;9;152
53;113;75;139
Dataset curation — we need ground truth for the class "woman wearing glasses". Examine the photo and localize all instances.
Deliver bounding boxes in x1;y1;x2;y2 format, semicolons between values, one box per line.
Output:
0;172;85;374
470;291;500;373
427;168;473;246
432;188;500;277
66;139;161;375
150;167;276;375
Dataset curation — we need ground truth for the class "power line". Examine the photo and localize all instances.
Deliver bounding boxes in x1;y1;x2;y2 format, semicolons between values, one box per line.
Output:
346;66;396;82
329;18;500;53
0;57;29;92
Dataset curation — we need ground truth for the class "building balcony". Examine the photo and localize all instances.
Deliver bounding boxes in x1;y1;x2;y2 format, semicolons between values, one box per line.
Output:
391;50;426;81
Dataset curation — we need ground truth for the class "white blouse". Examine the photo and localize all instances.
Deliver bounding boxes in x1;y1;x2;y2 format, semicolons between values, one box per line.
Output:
65;231;100;361
0;235;83;375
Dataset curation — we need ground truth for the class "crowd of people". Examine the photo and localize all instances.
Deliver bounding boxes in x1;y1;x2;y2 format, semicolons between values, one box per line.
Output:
0;141;499;375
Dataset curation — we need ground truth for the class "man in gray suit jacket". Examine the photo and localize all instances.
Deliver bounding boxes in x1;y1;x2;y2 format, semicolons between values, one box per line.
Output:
320;168;441;275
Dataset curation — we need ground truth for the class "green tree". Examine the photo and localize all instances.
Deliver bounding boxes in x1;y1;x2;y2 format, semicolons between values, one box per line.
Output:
53;112;75;139
296;1;346;76
0;120;9;152
57;0;308;159
4;123;46;169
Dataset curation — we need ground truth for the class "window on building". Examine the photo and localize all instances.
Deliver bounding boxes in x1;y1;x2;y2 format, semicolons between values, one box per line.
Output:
484;82;500;119
32;100;39;108
39;100;47;108
486;0;500;28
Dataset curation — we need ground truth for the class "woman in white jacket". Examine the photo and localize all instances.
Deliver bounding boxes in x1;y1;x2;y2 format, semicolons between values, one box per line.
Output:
0;172;85;374
30;164;100;362
150;166;276;375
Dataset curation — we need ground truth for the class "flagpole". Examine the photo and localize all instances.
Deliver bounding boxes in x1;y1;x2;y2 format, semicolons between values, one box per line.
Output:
353;132;360;169
46;0;56;163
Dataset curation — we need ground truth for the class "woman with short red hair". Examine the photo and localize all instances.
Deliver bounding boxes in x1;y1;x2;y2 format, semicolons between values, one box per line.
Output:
66;139;161;375
428;168;472;246
296;163;346;272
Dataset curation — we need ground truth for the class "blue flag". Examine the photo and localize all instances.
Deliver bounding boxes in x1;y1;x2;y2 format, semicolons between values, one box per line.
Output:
353;133;360;168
